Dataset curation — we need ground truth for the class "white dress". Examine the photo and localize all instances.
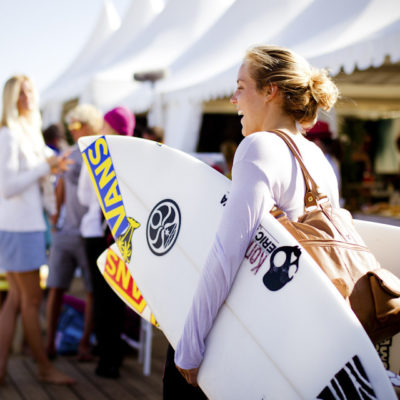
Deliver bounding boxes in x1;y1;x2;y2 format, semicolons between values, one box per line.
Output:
0;126;51;271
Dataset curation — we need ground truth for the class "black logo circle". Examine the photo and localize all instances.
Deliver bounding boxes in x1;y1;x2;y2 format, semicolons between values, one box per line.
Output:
146;199;181;256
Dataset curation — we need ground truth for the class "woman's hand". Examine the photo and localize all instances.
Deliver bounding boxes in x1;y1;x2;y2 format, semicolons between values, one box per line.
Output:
46;155;59;174
176;365;200;387
58;153;74;173
46;150;74;174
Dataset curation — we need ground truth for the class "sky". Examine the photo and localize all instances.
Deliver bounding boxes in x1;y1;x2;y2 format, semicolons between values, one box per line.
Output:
0;0;132;99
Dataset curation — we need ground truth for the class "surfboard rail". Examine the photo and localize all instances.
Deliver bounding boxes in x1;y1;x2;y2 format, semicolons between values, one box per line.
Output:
79;135;397;399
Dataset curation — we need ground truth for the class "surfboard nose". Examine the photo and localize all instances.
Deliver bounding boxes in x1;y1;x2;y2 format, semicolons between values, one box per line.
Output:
77;135;99;151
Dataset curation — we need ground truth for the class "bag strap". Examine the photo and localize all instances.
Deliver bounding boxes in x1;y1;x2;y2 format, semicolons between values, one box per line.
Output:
269;129;328;209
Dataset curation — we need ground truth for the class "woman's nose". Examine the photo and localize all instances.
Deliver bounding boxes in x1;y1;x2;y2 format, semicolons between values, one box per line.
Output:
230;94;237;104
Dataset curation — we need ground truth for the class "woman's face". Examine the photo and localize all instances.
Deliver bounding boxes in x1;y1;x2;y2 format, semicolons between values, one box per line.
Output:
230;62;268;137
68;120;92;142
17;80;35;115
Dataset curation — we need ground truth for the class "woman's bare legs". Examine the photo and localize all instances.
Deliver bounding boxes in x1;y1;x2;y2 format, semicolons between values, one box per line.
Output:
0;273;21;384
47;291;94;361
78;292;94;361
45;287;65;358
14;270;75;384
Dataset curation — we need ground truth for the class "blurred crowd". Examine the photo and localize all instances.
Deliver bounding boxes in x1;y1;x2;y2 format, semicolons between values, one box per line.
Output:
0;74;163;384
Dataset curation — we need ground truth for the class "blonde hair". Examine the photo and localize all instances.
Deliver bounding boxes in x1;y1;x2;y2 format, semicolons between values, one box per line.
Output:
65;104;103;133
244;45;339;127
1;75;40;127
1;75;44;152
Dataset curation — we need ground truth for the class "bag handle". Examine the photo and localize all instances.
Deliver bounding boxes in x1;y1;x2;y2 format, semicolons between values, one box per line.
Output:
269;129;328;209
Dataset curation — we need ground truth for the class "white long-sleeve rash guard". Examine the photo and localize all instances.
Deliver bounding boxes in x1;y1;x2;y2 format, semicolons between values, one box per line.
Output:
175;131;340;370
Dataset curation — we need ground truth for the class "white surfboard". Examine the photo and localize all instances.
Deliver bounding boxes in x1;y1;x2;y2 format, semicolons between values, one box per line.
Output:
354;220;400;376
79;135;396;399
96;243;158;328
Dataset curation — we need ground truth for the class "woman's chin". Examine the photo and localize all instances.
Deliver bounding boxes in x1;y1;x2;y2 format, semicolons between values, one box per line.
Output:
242;128;252;137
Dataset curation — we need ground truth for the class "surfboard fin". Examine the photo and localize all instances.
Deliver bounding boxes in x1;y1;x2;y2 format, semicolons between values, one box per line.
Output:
116;217;140;264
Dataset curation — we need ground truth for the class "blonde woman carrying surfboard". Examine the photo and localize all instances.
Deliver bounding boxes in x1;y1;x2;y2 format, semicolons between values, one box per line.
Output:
174;45;339;389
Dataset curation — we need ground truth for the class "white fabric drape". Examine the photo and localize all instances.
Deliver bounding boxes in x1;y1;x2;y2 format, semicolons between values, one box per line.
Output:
163;99;203;152
41;101;63;128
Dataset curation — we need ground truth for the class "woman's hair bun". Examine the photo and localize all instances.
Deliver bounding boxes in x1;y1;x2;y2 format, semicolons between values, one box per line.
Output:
309;67;339;112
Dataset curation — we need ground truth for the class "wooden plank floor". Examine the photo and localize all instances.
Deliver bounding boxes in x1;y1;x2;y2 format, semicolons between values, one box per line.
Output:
0;327;169;400
0;276;169;400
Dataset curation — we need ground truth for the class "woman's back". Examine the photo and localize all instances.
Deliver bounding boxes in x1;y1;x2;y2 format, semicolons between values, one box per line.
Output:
234;131;340;222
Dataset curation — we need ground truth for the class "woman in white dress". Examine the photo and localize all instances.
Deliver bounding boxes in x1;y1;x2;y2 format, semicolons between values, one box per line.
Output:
0;75;74;385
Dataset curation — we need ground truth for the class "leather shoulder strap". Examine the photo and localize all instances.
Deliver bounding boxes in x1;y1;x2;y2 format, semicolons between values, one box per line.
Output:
269;129;328;208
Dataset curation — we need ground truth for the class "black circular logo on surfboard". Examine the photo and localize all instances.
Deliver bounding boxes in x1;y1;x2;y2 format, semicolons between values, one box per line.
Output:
146;199;181;256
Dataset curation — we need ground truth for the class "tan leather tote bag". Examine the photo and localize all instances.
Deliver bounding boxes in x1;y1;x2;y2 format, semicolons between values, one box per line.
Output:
270;130;400;344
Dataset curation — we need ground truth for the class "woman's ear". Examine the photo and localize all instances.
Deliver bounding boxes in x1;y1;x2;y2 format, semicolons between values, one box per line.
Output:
265;83;279;102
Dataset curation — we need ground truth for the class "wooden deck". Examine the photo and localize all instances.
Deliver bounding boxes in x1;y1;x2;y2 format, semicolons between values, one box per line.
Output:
0;276;169;400
0;327;169;400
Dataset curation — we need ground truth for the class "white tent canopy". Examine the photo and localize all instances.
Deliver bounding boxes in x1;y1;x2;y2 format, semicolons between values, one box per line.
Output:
41;1;121;113
124;0;311;116
158;0;311;101
40;0;400;151
40;0;160;124
82;0;161;74
86;0;235;112
308;16;400;74
60;1;121;80
159;0;400;102
153;0;400;151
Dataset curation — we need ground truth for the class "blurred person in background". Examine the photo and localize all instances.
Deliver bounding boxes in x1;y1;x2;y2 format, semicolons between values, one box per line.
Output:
305;120;344;206
45;105;103;362
141;125;164;142
78;105;136;378
220;140;238;179
0;75;74;385
42;123;68;155
305;120;342;188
